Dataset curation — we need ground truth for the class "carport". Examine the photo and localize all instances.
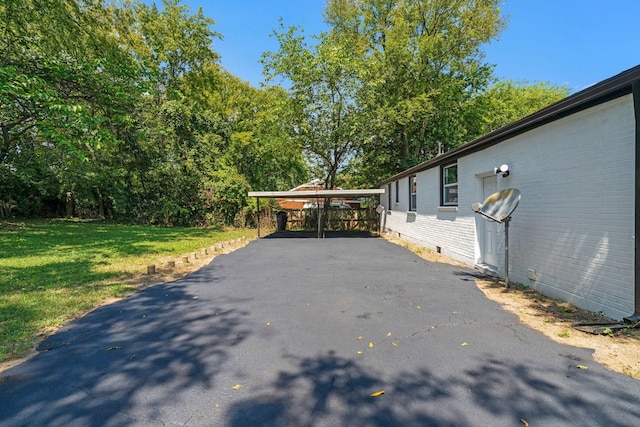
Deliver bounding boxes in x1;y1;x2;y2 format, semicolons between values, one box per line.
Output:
248;189;385;238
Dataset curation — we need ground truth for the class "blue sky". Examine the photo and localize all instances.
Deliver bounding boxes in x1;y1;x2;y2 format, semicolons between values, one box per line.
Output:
197;0;639;93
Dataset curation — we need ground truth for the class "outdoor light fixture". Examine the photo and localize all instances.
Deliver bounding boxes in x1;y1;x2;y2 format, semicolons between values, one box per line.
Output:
494;164;510;177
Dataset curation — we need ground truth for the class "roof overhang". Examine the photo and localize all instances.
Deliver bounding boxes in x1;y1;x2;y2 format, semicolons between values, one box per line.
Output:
248;189;385;198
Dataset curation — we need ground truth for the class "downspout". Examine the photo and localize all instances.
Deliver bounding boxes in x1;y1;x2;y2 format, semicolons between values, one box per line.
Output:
628;81;640;321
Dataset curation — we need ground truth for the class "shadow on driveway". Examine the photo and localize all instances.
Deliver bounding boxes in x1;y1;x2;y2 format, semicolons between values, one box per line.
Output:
1;237;640;426
1;268;252;426
226;349;640;426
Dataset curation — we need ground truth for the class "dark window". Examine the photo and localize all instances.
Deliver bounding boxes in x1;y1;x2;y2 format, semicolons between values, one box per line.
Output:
395;180;399;203
388;183;392;210
442;164;458;206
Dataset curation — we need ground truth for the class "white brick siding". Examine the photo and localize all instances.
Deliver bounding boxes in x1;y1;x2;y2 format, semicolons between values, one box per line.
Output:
382;94;635;320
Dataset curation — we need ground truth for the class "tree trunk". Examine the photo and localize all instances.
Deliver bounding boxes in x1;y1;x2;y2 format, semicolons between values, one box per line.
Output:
97;188;105;219
65;191;74;218
322;197;332;234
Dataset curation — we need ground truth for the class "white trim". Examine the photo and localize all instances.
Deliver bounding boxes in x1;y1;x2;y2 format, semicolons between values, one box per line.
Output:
442;163;458;206
248;189;385;198
437;206;458;213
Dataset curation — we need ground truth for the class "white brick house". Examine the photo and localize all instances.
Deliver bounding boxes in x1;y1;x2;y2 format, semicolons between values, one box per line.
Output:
380;65;640;321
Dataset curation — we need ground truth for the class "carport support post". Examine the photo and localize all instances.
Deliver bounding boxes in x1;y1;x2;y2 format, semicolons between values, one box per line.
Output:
257;197;261;238
316;197;321;239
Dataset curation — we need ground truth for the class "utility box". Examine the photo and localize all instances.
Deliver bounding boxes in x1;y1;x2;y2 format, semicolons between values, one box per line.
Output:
276;211;288;231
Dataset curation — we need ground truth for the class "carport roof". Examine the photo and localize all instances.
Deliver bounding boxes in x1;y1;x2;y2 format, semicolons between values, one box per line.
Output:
248;189;385;198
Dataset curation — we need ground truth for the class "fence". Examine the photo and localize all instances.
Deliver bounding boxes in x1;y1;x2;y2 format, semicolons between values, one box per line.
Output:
279;207;380;233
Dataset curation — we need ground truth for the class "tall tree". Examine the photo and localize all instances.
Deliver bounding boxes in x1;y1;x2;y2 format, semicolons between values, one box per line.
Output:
203;72;308;191
263;24;368;230
104;0;225;224
0;0;138;164
463;80;571;137
0;0;142;217
324;0;505;185
263;25;362;192
102;1;307;225
112;0;220;92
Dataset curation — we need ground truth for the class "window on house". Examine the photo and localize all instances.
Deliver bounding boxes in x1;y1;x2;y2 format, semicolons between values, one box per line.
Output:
442;164;458;206
409;175;417;211
388;183;392;210
395;180;399;203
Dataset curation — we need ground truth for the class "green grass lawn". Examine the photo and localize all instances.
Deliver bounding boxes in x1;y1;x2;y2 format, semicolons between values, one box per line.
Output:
0;219;254;363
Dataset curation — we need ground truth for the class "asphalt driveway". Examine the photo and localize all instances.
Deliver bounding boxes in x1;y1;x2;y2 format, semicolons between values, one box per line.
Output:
1;235;639;426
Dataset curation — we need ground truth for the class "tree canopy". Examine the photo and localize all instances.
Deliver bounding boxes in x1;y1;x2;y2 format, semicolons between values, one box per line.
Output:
266;0;569;187
0;0;308;225
1;0;570;225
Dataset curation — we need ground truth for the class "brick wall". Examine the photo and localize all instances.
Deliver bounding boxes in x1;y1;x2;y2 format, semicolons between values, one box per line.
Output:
381;94;635;320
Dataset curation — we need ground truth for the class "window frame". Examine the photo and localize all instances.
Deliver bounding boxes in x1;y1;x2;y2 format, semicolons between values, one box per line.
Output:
441;163;458;206
409;175;417;211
